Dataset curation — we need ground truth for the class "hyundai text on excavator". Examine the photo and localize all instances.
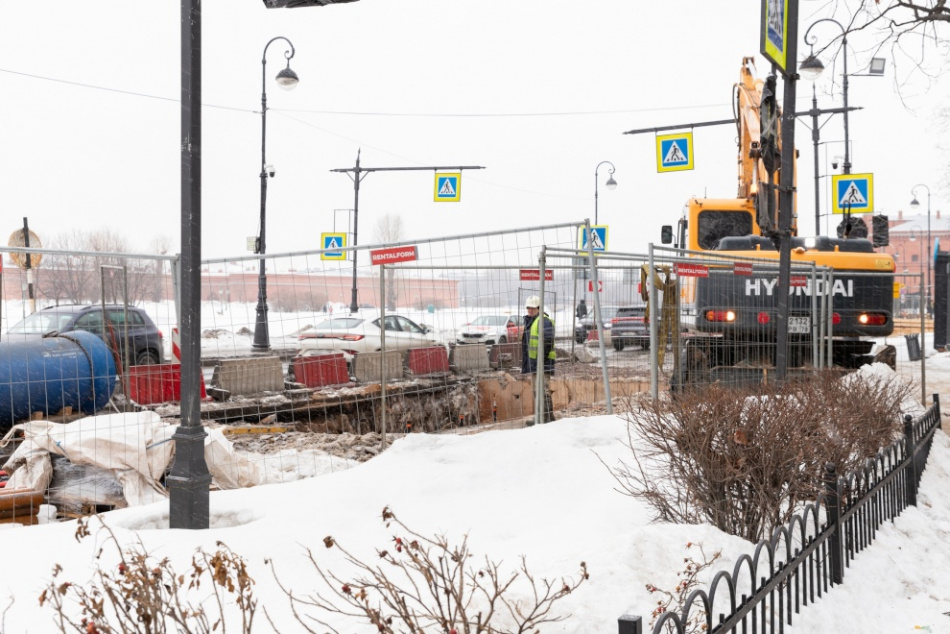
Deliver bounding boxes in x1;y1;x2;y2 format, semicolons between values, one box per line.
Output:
628;58;895;386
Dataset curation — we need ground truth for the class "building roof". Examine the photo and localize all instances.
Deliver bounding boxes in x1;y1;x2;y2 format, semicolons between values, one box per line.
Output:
889;213;950;235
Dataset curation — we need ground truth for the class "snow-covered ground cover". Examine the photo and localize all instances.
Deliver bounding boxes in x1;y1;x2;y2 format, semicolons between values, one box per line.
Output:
0;299;947;632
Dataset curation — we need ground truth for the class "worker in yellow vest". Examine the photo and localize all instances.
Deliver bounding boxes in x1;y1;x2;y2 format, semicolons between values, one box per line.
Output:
521;295;555;424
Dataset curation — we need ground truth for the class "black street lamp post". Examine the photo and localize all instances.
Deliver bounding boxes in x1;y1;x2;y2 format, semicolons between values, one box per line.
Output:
593;161;617;226
170;0;354;530
253;37;300;351
911;184;932;313
801;20;853;175
800;19;885;235
908;226;925;297
331;157;485;314
795;84;862;236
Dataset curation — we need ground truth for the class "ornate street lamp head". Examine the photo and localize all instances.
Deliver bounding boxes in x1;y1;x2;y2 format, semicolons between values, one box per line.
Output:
276;64;299;90
799;53;824;81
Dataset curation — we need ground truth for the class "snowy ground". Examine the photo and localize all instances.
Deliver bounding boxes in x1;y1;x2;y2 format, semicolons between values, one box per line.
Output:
0;361;943;632
1;299;948;631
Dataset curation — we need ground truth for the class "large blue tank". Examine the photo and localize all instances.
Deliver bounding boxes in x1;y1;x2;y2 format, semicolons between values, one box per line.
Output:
0;330;117;427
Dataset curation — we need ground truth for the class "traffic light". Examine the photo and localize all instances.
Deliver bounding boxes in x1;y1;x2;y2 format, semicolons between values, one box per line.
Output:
872;215;890;247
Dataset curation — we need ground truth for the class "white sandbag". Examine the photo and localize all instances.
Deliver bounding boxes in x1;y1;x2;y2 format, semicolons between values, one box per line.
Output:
204;427;262;489
3;449;52;492
1;413;262;507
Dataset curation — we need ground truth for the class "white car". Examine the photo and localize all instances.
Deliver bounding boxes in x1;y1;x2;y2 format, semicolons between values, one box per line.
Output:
456;314;522;345
298;315;438;361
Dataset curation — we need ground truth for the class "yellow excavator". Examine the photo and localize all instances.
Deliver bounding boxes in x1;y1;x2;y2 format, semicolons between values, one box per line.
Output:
645;58;896;385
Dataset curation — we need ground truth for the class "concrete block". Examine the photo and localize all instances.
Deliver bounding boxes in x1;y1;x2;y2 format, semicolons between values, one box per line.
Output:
210;356;284;396
451;344;491;372
407;346;450;376
489;342;522;369
293;354;350;388
352;350;404;383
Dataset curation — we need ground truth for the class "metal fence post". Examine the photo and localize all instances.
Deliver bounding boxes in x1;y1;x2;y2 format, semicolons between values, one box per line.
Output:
536;247;547;427
648;244;658;400
380;264;387;450
618;614;643;634
920;272;927;407
584;221;613;414
823;462;844;584
810;263;819;366
903;414;918;507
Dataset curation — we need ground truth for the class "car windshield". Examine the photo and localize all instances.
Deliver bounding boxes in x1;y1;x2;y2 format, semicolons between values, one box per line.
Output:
584;306;619;321
617;306;646;317
8;312;74;335
471;316;507;326
313;318;364;330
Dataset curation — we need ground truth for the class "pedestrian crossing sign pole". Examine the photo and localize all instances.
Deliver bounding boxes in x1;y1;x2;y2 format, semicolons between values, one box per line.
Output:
831;173;874;214
656;132;694;172
434;172;461;202
321;232;347;260
578;225;608;252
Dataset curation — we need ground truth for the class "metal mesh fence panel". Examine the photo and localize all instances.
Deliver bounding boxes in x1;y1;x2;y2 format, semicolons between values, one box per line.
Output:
0;223;629;520
0;232;923;522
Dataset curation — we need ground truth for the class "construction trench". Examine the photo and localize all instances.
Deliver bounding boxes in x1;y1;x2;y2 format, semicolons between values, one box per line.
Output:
151;348;651;434
0;342;647;522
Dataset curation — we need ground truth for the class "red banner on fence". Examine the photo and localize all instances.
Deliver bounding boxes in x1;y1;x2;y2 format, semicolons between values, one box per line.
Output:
519;269;553;281
674;262;709;278
734;262;753;276
370;246;418;265
790;275;808;287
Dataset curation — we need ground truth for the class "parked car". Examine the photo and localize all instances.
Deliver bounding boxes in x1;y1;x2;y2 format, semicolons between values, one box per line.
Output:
574;305;621;344
298;315;439;362
456;314;522;345
610;305;649;351
6;304;164;366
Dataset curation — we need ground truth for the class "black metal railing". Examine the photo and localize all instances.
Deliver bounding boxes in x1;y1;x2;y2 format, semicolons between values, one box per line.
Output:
618;394;941;634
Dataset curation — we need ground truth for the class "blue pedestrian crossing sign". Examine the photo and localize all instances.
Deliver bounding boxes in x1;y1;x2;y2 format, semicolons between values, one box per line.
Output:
434;172;461;202
831;173;874;214
578;225;608;252
321;232;347;261
656;132;694;173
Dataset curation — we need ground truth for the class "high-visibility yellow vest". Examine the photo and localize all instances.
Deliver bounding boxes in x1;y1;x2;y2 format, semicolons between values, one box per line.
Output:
527;315;556;361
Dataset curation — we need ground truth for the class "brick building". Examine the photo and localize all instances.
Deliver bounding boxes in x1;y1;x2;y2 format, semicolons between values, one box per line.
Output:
877;209;948;310
1;260;458;311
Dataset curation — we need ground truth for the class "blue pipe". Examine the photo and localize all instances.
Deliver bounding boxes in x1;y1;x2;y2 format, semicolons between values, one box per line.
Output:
0;330;117;427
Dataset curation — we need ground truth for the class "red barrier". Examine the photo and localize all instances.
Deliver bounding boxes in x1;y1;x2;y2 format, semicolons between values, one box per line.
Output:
407;346;450;376
128;363;207;405
293;354;350;388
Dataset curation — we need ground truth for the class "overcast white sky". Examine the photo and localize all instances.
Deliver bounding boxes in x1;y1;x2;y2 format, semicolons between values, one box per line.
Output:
1;0;947;259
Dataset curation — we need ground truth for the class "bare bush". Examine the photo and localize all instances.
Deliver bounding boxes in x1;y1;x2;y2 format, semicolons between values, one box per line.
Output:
608;370;913;542
37;228;169;305
39;516;257;634
266;506;589;633
646;542;721;634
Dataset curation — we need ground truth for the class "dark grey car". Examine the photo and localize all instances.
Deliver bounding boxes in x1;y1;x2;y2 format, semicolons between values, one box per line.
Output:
574;305;621;343
7;304;164;366
610;305;649;351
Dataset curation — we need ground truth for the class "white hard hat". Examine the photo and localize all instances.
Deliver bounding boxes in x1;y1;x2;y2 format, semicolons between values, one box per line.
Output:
526;296;541;308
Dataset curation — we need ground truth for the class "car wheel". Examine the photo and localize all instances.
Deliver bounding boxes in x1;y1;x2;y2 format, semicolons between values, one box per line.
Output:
135;350;161;366
613;340;625;352
498;336;507;344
